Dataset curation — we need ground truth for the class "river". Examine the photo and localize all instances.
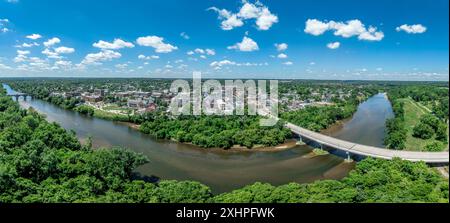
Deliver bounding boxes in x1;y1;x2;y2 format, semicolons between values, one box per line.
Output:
2;84;394;193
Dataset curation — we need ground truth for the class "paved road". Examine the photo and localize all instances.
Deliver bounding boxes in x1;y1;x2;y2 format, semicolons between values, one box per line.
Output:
286;123;449;164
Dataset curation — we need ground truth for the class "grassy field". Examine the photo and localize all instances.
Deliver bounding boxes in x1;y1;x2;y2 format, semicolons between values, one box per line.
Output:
93;108;129;121
398;98;445;151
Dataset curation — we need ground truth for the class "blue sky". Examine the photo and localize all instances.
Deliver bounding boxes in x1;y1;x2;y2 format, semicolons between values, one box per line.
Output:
0;0;448;80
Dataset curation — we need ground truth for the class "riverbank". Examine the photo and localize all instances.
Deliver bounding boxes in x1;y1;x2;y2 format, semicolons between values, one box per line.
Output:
120;121;299;152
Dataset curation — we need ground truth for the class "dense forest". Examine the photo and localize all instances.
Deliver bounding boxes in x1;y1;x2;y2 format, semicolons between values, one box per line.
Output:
140;114;291;148
1;89;448;203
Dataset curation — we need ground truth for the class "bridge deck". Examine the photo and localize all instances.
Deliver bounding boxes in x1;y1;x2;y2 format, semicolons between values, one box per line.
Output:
286;123;449;164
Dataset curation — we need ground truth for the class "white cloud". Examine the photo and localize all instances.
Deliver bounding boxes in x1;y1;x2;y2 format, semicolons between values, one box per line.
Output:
210;60;236;68
15;42;39;48
396;24;427;34
81;50;121;65
180;32;190;40
115;63;128;69
0;63;12;70
189;48;216;57
136;36;178;53
305;19;384;41
6;0;19;3
210;59;268;69
283;61;293;66
208;2;278;31
227;36;259;52
55;60;72;67
55;46;75;54
41;46;74;59
358;29;384;41
42;48;62;59
0;18;10;33
208;7;244;31
255;7;278;31
26;34;42;40
222;14;245;31
43;37;61;47
205;49;216;56
326;42;340;49
194;48;205;54
238;2;260;19
14;50;30;63
304;19;330;36
277;53;288;59
17;50;30;55
138;54;159;60
52;60;73;70
93;39;134;50
275;43;288;51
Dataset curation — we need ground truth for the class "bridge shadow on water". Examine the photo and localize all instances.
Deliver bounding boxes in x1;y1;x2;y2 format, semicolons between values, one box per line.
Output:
296;136;366;162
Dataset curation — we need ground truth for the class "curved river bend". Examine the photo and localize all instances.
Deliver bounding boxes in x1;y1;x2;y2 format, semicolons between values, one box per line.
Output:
3;84;393;193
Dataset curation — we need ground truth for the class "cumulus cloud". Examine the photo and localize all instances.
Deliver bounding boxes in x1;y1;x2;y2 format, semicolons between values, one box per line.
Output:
194;48;205;54
227;36;259;52
93;39;135;50
283;61;293;66
15;42;39;48
255;7;278;31
43;37;61;47
208;1;278;31
327;42;340;49
396;24;427;34
138;54;159;60
136;36;178;53
275;43;288;51
55;46;75;54
205;49;216;56
304;19;330;36
304;19;384;41
42;46;74;59
81;50;121;65
14;50;30;63
208;7;244;30
26;34;42;40
277;53;288;59
188;48;216;58
42;48;62;59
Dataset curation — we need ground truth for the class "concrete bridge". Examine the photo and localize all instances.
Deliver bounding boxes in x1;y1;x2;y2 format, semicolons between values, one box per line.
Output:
286;122;449;164
7;93;32;101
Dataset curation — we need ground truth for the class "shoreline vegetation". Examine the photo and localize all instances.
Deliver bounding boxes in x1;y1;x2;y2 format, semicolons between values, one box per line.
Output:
1;89;448;203
384;85;448;152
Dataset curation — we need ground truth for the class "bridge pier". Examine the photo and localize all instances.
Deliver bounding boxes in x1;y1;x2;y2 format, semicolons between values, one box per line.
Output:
345;152;353;163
